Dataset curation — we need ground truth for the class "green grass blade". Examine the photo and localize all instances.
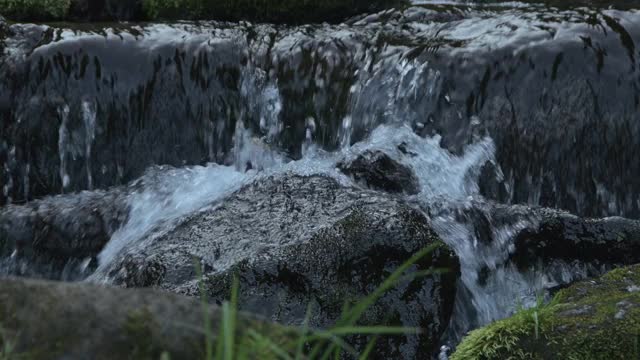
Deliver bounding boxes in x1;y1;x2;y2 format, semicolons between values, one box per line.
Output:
247;329;293;360
339;243;442;327
358;336;379;360
222;301;234;360
194;260;214;360
295;304;314;360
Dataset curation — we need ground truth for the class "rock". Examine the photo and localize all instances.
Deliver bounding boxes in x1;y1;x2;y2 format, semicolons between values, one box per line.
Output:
442;201;640;269
0;276;292;360
107;174;459;357
511;208;640;269
451;264;640;359
0;188;129;280
338;150;420;195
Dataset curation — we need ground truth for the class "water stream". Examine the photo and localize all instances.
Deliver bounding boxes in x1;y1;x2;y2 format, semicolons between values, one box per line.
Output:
2;1;639;353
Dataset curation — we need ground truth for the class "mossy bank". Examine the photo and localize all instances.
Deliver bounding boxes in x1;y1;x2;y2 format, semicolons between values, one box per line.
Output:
0;277;295;359
0;0;408;23
451;264;640;359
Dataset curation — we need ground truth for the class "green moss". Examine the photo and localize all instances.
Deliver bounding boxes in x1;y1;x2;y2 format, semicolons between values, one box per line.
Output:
452;265;640;360
142;0;408;24
0;0;406;22
0;0;70;20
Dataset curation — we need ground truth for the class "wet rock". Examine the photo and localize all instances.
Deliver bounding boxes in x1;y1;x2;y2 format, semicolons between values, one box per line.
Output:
0;276;291;360
442;201;640;269
511;208;640;269
338;150;420;195
2;6;640;218
0;189;128;280
451;264;640;359
477;161;509;202
108;174;459;357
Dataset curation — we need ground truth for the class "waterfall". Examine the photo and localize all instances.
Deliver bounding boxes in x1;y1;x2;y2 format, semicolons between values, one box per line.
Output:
2;4;639;354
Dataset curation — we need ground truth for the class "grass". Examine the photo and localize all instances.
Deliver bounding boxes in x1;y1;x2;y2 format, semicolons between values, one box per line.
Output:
0;327;14;360
188;243;445;360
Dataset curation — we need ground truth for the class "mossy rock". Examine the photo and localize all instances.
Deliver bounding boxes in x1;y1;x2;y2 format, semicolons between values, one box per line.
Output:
0;0;407;23
451;264;640;360
0;277;295;359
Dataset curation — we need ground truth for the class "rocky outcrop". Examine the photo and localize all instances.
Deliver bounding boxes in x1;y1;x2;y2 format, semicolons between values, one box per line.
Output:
0;188;128;280
0;277;292;360
338;150;420;195
2;7;640;217
510;207;640;269
451;264;640;359
106;174;459;357
442;201;640;269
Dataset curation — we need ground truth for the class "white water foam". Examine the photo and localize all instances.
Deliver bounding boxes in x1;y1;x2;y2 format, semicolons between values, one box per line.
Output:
85;49;598;353
95;164;249;275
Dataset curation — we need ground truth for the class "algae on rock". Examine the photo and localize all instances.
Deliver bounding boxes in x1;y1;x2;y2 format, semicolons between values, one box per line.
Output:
451;264;640;360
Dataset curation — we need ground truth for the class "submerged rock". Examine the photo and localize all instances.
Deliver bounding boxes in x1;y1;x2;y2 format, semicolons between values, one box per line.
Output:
338;150;420;195
0;277;292;359
107;174;460;357
451;264;640;359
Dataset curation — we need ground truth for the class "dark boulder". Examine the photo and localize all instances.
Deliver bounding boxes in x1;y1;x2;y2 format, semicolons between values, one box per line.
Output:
0;277;292;360
107;174;459;357
440;201;640;270
338;150;421;195
510;208;640;270
0;188;128;280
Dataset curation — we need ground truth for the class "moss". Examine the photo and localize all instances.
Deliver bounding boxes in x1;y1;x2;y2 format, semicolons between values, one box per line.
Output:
141;0;408;24
452;264;640;360
0;0;70;21
0;0;406;23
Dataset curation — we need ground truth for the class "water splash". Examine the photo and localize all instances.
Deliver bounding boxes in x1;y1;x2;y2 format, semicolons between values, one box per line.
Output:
57;104;71;190
82;100;97;190
94;164;249;278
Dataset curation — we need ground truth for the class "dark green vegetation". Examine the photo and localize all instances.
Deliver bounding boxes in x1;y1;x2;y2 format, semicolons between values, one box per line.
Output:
0;0;70;20
451;264;640;360
0;0;407;23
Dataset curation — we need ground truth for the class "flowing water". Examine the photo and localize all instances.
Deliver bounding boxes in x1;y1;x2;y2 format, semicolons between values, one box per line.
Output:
1;0;639;353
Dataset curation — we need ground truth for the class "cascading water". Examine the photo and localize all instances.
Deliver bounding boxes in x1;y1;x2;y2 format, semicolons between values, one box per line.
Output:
84;57;595;353
2;2;640;356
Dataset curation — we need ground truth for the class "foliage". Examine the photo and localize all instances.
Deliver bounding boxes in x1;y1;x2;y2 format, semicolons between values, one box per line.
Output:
141;0;407;23
0;0;70;20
